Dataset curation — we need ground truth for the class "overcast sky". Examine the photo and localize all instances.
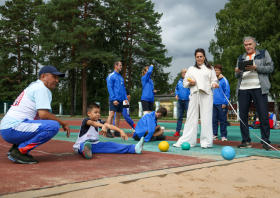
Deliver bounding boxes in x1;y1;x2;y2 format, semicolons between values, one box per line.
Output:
151;0;229;82
0;0;229;82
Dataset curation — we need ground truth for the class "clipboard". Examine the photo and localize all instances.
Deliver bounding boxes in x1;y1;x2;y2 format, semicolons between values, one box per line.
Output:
238;60;253;71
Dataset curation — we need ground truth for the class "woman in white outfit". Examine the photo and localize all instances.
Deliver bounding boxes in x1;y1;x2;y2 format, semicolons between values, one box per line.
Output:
173;48;219;148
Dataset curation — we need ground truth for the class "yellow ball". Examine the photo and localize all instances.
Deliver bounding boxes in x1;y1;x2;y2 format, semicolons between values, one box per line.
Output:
158;141;169;152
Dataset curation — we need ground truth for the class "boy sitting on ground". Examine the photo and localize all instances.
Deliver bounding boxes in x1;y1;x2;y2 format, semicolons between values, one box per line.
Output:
73;103;144;159
133;107;167;142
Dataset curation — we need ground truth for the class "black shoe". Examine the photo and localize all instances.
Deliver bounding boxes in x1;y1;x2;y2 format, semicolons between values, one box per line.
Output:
149;136;157;142
114;131;121;137
237;141;252;148
133;134;141;141
8;149;38;164
156;135;166;141
7;144;18;156
262;143;271;150
106;130;114;138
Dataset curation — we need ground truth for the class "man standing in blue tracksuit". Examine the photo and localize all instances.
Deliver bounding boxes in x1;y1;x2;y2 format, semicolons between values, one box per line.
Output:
106;61;128;138
212;64;230;141
173;68;190;137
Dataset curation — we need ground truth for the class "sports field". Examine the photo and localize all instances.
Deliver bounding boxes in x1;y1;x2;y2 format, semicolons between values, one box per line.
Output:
1;118;280;197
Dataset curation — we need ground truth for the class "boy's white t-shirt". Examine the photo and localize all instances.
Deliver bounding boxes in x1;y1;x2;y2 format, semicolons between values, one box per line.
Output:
73;117;100;153
0;80;52;130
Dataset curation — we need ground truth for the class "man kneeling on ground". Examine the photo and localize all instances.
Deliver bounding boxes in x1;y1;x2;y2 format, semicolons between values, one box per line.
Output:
133;107;167;142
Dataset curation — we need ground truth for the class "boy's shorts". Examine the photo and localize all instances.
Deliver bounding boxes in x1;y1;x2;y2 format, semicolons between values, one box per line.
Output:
109;100;123;112
141;100;154;111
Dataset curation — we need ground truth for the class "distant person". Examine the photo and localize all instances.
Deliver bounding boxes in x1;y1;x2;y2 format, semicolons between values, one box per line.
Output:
73;103;144;159
173;68;190;137
113;88;137;133
212;64;230;141
173;48;219;149
106;61;128;138
133;107;167;142
235;36;273;150
0;65;70;164
141;64;158;116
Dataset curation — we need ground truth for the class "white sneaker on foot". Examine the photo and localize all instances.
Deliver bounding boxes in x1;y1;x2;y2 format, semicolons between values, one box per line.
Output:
173;142;182;147
201;145;208;149
222;137;227;141
135;137;144;154
213;135;218;140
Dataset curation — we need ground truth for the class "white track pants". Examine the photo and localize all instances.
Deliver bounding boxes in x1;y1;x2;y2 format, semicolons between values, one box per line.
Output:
176;90;213;147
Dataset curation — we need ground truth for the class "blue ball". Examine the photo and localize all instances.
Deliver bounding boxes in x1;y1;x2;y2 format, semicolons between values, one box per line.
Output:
221;146;235;160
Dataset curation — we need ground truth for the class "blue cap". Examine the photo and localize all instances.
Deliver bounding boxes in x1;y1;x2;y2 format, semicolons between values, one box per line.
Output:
39;65;65;77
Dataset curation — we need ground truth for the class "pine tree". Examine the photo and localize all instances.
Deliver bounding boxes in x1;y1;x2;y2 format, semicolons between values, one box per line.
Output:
37;0;116;116
0;0;44;100
104;0;172;92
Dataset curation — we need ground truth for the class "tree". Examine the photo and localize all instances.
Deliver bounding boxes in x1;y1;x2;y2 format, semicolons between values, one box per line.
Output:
171;72;182;93
0;0;44;100
209;0;280;118
104;0;172;92
37;0;116;116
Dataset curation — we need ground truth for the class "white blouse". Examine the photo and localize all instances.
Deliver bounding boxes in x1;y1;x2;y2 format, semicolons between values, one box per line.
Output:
183;63;218;95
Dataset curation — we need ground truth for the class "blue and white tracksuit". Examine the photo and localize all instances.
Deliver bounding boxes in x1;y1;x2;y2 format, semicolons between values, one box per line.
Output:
74;117;135;154
133;111;157;142
141;66;155;102
212;75;230;137
175;78;190;132
106;71;127;102
0;80;60;154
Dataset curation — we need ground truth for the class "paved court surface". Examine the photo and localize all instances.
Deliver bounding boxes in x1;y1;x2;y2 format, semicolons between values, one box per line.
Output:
1;118;280;196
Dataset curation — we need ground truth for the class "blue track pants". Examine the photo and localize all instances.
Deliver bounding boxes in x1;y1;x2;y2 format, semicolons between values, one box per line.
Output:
78;141;136;154
1;119;60;154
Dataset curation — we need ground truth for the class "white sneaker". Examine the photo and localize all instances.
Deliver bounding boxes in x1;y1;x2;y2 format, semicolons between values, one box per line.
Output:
222;137;227;141
173;142;182;147
201;145;208;149
213;135;218;140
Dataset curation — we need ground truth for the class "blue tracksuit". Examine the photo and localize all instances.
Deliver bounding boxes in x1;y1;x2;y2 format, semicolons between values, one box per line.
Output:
141;66;155;102
133;111;157;142
213;77;230;105
212;76;230;137
175;78;190;132
106;71;128;102
113;108;135;129
175;78;190;100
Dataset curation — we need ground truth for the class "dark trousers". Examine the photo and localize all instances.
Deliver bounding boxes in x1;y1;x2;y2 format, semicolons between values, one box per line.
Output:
176;99;189;132
212;104;228;137
238;88;270;144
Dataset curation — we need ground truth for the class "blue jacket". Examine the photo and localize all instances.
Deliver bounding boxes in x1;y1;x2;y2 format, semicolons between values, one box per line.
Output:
141;66;155;102
175;78;190;100
213;75;230;105
106;71;128;102
133;111;157;142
